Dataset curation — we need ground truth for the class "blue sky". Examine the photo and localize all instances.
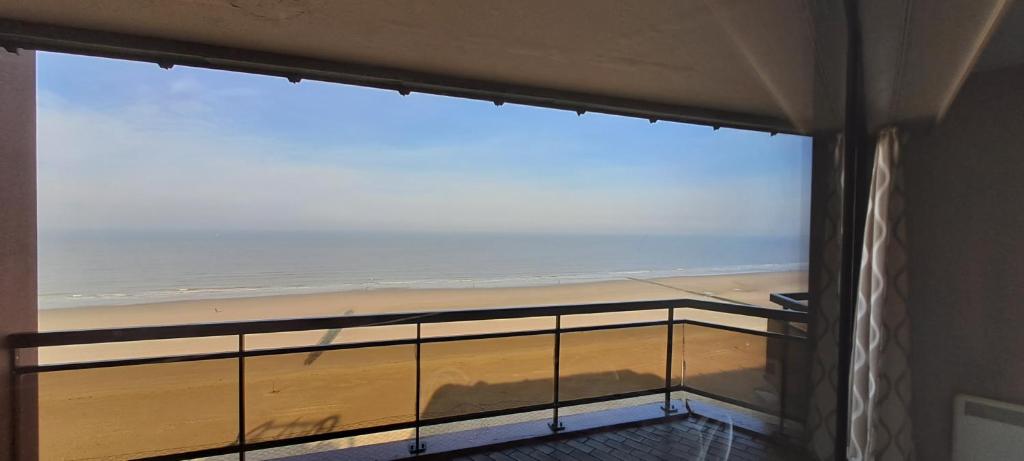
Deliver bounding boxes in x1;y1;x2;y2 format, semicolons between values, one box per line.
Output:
36;52;811;236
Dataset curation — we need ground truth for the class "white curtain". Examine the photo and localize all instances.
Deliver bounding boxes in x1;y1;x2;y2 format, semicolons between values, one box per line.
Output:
848;127;914;460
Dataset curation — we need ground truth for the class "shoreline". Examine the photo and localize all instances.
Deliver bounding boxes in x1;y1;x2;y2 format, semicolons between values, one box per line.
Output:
38;263;809;310
39;271;807;330
37;271;806;364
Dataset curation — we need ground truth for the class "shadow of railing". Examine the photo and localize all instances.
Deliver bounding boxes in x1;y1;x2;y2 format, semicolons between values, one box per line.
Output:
422;370;664;420
244;415;342;445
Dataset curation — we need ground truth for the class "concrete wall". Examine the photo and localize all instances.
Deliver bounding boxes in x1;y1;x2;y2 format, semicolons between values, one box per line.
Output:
906;63;1024;461
0;49;37;461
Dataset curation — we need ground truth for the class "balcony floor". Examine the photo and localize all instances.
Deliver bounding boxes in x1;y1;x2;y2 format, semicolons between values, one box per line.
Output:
443;415;807;461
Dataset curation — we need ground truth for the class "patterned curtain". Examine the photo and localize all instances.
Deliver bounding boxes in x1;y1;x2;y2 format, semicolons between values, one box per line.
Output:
848;127;913;460
805;134;845;460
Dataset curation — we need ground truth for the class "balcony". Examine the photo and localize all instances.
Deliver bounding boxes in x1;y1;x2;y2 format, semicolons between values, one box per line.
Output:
9;295;809;460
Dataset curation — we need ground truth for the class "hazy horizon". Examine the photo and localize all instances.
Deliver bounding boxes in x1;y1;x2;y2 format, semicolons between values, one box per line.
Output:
38;230;808;309
37;52;812;238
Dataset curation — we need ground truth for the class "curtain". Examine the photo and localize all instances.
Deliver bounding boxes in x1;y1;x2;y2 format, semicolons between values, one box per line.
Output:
805;134;845;460
848;127;913;460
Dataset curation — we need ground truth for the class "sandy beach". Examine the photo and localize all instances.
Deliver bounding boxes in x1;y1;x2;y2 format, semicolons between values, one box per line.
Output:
34;271;806;460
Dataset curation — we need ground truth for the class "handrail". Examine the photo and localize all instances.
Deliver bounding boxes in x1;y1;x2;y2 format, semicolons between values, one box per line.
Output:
10;298;806;348
10;297;810;460
769;292;809;312
14;318;800;375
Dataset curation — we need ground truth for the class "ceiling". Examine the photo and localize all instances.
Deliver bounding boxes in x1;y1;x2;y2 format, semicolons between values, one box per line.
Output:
976;0;1024;72
0;0;1017;134
860;0;1016;130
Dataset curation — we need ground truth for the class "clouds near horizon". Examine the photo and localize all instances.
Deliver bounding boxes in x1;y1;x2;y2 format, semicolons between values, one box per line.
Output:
36;53;812;237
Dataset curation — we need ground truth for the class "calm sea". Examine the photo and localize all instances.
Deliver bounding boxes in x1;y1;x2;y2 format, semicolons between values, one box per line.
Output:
38;230;808;309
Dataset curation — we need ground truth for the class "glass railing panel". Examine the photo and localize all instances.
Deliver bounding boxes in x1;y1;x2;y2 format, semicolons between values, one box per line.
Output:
679;308;769;332
768;320;810;421
559;325;668;401
37;336;236;364
420;335;554;420
560;309;666;328
421;316;554;338
36;359;238;460
246;325;415;350
683;323;789;415
673;323;684;387
244;345;416;443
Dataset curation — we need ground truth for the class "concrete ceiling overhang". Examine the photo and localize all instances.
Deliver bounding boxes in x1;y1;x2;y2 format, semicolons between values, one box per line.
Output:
860;0;1017;131
0;0;845;134
0;0;1016;134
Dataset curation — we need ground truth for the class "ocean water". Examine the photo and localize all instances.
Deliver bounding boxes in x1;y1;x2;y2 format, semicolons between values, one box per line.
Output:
38;230;808;309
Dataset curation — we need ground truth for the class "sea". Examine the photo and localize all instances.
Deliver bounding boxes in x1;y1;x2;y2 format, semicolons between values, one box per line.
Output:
37;230;808;309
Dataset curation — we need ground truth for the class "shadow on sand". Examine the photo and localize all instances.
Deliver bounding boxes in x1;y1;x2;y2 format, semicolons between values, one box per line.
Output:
240;364;803;454
421;369;665;419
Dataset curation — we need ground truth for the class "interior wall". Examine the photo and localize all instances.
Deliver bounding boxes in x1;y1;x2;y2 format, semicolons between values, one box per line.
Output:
0;48;37;461
905;63;1024;461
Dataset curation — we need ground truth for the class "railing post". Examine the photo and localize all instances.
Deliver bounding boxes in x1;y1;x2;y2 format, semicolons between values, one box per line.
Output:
662;308;677;415
778;323;790;436
681;321;693;415
238;333;246;461
9;348;18;461
409;323;426;454
548;314;564;432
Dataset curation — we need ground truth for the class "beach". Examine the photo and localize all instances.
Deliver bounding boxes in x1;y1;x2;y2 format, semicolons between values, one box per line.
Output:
35;271;806;460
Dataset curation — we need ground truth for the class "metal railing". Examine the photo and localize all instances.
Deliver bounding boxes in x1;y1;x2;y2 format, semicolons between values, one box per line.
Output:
769;292;809;312
8;297;808;460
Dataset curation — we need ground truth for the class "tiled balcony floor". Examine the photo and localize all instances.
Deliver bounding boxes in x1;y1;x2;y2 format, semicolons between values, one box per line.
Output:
443;415;807;461
275;398;807;461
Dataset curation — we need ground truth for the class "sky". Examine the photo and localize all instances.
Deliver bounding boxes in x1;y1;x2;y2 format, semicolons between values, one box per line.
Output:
36;52;812;237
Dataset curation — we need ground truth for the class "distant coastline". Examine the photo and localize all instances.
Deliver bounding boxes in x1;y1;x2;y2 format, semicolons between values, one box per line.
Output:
38;270;808;349
38;230;809;309
39;261;808;309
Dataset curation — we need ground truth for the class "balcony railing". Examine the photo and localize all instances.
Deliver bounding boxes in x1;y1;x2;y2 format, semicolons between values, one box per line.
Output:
8;297;809;460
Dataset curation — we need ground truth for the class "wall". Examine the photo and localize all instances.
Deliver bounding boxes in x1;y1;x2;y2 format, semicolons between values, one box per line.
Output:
906;63;1024;461
0;49;37;461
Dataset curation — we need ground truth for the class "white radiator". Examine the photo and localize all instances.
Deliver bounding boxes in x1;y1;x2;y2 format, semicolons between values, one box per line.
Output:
953;394;1024;461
